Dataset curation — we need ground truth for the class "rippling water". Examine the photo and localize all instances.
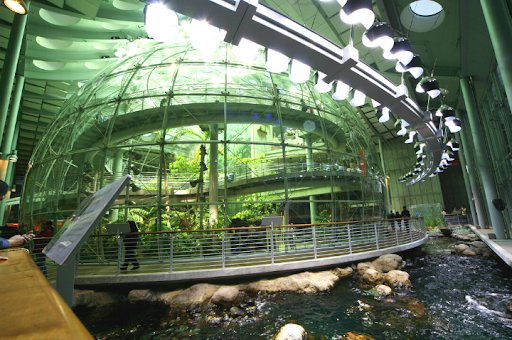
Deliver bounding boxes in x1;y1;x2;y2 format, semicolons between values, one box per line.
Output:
77;237;512;339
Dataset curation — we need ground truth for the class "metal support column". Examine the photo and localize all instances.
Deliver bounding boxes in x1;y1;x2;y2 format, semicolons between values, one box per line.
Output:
460;78;507;238
480;0;512;112
456;110;487;228
455;132;478;226
0;8;29;145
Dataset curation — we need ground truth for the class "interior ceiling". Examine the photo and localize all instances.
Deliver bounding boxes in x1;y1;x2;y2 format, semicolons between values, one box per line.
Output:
0;0;496;183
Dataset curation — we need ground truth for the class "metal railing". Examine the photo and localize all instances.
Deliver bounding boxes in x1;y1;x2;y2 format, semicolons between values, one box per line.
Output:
33;218;426;282
443;213;473;226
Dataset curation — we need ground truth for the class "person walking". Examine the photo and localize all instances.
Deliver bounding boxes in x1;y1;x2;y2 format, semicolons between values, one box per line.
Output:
120;221;141;272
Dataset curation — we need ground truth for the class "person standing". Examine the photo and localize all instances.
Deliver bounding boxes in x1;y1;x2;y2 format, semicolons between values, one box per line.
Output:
33;221;54;276
120;221;141;272
401;206;411;232
0;180;34;250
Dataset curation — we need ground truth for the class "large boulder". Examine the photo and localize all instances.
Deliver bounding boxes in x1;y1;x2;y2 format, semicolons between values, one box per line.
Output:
274;323;306;340
357;254;404;276
356;262;374;275
210;286;240;305
374;284;392;296
383;270;411;288
361;268;382;285
453;244;469;254
158;283;219;307
371;254;405;273
128;289;156;302
243;270;340;293
332;266;353;278
73;289;117;308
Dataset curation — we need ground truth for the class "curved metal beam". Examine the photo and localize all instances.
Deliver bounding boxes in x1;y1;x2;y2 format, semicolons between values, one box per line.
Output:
162;0;442;184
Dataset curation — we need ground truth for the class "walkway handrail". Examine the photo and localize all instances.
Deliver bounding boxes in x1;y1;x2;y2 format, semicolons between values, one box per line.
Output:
31;217;426;284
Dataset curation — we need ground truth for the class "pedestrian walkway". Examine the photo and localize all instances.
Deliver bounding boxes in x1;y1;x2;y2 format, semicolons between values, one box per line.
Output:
471;226;512;267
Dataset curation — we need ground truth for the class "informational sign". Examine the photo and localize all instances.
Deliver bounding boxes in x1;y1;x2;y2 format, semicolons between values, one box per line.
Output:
44;175;131;265
261;216;283;227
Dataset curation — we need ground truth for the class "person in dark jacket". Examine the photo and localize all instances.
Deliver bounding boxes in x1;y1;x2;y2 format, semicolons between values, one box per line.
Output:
401;206;411;232
120;221;141;271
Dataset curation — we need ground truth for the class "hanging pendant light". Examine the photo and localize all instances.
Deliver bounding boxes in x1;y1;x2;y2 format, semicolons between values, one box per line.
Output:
396;119;409;136
349;89;366;106
314;72;333;93
405;130;416;144
416;76;441;98
446;139;460;151
338;0;375;29
444;116;462;133
332;80;350;100
289;59;311;84
189;19;225;55
395;55;424;79
435;104;454;117
362;22;394;50
144;2;179;43
266;48;289;73
378;107;390;123
383;37;414;65
233;38;262;64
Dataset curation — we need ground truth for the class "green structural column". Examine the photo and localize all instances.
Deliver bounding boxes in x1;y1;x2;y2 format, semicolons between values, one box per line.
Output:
209;124;219;226
1;75;24;158
0;9;29;146
110;149;124;222
305;135;317;224
454;117;482;227
460;78;507;238
480;0;512;112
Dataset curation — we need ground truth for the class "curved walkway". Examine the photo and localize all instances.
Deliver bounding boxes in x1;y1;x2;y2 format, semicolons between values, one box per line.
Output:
47;219;427;286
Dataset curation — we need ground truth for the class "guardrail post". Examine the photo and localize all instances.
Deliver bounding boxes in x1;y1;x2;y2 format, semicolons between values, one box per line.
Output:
221;232;226;268
312;226;317;259
347;224;352;254
169;234;173;272
270;226;275;264
409;220;414;241
395;224;399;246
374;223;379;250
117;236;122;271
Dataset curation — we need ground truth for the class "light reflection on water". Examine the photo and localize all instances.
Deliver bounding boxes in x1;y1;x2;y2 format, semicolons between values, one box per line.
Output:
78;237;512;339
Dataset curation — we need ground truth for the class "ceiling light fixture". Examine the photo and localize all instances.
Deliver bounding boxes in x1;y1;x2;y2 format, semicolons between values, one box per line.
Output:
415;76;441;98
338;0;375;29
444;116;462;133
395;55;424;79
314;72;333;93
289;59;311;84
349;89;366;106
362;22;394;50
144;1;178;42
383;37;414;65
435;104;454;117
3;0;27;15
332;80;350;100
265;48;289;73
378;107;390;123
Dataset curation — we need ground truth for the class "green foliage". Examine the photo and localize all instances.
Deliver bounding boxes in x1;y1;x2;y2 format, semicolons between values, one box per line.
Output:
232;194;278;225
169;154;200;173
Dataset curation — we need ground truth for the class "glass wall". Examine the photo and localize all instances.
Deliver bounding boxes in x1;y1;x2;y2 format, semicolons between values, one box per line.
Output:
21;44;384;232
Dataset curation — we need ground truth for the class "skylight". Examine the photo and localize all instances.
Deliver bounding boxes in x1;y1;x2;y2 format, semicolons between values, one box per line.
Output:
409;0;443;17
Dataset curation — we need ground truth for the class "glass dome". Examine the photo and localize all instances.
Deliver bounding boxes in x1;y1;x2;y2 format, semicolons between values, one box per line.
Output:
20;43;384;231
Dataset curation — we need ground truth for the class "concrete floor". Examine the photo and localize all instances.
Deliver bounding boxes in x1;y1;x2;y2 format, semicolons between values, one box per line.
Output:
471;226;512;268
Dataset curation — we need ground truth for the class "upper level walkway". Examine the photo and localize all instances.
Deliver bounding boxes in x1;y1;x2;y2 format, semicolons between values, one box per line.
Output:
37;218;427;286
